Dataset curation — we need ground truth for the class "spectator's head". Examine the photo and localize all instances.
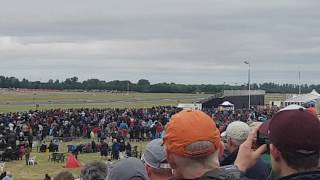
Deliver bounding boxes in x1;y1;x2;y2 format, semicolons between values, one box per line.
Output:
6;172;12;178
45;174;51;179
106;157;148;180
163;110;222;179
54;171;74;180
142;139;172;180
222;121;250;153
260;108;320;177
307;106;318;116
80;161;108;180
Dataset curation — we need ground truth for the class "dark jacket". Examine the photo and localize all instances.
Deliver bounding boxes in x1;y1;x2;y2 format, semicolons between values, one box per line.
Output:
220;150;269;180
199;167;250;180
277;170;320;180
170;167;249;180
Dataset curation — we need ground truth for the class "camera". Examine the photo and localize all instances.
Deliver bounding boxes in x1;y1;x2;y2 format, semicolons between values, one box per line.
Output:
256;130;271;146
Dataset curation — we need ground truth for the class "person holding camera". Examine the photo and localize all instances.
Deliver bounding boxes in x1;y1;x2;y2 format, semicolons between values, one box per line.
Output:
235;108;320;180
221;121;269;180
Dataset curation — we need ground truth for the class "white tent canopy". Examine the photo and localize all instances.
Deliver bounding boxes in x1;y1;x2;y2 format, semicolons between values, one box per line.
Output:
284;89;320;104
219;101;234;111
280;104;306;111
220;101;234;106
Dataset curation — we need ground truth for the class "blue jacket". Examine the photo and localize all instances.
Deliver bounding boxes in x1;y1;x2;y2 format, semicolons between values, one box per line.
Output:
221;149;270;180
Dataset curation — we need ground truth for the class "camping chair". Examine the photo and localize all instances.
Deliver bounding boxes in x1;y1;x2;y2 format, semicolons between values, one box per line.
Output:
28;156;36;166
54;153;65;163
0;151;4;161
132;146;138;158
0;162;5;173
48;153;57;162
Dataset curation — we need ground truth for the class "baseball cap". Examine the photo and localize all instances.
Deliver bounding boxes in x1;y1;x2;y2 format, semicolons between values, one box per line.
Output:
224;121;250;143
279;104;305;111
259;108;320;154
141;138;170;169
163;110;221;158
106;157;148;180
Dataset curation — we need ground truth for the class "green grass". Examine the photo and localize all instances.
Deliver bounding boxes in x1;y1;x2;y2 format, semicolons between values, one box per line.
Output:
4;139;147;180
0;91;211;112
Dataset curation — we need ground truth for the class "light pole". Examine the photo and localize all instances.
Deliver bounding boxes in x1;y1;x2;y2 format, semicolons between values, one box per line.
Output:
244;61;251;109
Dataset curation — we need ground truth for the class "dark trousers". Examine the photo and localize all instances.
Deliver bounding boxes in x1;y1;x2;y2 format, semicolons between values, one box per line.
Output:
25;154;30;165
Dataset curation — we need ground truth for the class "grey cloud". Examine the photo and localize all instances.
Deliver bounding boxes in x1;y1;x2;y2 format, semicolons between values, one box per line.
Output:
0;0;320;84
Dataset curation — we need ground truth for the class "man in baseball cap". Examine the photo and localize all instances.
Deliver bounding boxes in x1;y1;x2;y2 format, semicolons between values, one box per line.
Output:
221;121;269;180
235;107;320;179
142;138;172;180
163;110;245;179
106;157;148;180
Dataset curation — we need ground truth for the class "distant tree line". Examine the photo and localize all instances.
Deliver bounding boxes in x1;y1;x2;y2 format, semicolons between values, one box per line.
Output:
0;75;319;94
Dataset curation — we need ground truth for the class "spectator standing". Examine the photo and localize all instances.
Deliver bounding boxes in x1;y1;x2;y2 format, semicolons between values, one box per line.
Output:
163;110;246;179
235;108;320;179
119;140;126;159
27;134;33;150
7;131;16;150
125;141;132;157
91;140;96;153
100;140;109;160
111;139;120;160
155;121;163;139
142;138;172;180
25;145;31;165
221;121;269;180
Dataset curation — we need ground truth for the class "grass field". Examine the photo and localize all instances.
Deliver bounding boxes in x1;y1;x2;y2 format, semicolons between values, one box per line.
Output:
4;139;147;180
0;90;212;112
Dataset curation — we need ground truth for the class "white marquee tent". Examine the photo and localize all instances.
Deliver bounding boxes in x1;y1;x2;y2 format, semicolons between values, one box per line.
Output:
284;89;320;106
219;101;234;111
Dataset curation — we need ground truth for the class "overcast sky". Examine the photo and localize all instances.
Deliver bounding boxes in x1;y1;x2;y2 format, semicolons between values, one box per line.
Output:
0;0;320;85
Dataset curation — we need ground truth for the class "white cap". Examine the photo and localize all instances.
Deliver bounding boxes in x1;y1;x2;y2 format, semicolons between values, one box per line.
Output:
280;104;305;111
225;121;250;144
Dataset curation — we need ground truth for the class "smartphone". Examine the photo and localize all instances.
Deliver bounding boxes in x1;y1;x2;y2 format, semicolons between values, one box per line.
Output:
256;130;271;146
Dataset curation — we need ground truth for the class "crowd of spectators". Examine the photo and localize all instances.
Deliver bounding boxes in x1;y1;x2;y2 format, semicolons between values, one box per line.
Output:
0;104;319;180
0;106;180;160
